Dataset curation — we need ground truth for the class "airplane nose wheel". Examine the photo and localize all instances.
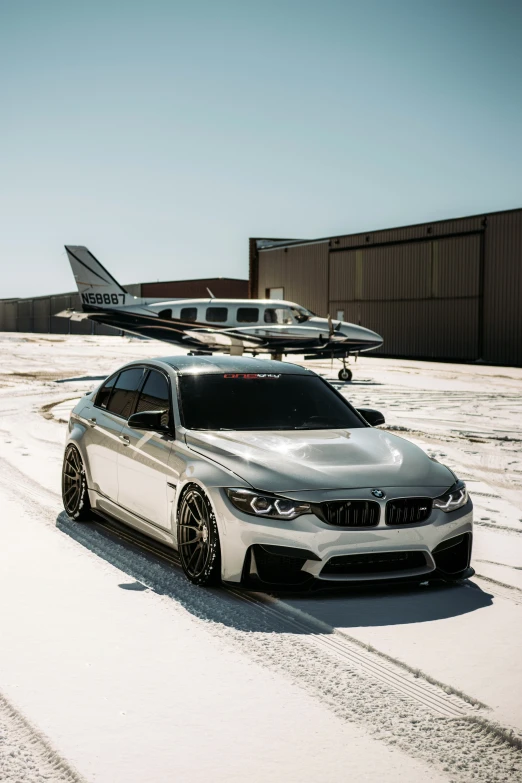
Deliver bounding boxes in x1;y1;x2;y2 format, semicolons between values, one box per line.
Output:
338;357;352;382
338;367;352;382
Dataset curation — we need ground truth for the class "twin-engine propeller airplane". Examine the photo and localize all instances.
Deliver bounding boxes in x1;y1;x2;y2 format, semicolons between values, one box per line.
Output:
58;245;383;380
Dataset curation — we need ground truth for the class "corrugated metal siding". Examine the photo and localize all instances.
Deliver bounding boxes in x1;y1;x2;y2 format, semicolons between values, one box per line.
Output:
4;301;18;331
433;235;481;298
482;211;522;365
258;243;329;315
331;299;480;360
257;249;284;299
141;278;248;299
50;295;73;334
33;298;51;333
358;243;432;300
333;215;485;250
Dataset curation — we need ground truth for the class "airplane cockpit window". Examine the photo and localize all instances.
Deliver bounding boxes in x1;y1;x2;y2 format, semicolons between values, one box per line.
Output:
291;306;314;323
206;307;228;322
237;307;259;323
264;307;293;325
158;308;172;319
180;307;198;322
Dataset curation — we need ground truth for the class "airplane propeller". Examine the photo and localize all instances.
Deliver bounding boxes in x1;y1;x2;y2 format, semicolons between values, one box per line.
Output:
327;314;343;339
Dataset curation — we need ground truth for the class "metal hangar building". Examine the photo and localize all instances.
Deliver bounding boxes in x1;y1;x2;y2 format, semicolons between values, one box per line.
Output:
249;207;522;366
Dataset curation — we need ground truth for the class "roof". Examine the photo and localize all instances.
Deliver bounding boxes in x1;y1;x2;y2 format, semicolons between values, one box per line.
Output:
159;354;313;375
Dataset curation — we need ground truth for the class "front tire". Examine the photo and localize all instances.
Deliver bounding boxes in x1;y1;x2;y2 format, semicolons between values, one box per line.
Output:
177;485;221;586
62;444;91;521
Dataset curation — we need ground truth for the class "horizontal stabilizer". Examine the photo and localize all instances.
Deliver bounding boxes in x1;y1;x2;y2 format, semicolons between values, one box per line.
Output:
54;309;92;321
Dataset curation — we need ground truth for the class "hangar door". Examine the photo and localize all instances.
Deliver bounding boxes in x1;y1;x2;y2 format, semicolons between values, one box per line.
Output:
329;234;482;360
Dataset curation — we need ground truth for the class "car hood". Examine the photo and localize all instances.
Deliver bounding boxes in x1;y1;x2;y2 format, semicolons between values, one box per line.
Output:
184;428;454;492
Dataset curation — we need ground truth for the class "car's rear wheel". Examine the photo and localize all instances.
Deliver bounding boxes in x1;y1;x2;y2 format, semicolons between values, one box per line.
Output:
177;485;221;586
62;444;91;521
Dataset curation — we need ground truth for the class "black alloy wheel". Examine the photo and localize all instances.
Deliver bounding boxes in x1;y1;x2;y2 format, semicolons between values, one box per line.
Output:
62;444;91;521
177;485;221;586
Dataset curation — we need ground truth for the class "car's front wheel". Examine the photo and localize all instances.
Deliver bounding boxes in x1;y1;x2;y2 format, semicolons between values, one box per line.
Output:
62;444;91;521
177;485;221;586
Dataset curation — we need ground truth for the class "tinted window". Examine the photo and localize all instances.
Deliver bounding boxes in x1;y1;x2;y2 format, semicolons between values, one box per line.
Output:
206;307;228;322
135;370;170;428
237;307;259;323
158;308;172;319
96;374;117;409
179;374;364;431
107;368;145;418
181;307;198;322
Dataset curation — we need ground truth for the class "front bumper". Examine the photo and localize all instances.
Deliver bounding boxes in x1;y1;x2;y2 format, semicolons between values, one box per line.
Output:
207;487;473;588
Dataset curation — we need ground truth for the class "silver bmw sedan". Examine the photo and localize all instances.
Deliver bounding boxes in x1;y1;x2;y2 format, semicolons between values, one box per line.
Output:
62;355;473;588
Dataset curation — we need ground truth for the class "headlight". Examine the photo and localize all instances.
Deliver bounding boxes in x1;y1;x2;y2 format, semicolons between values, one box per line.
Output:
433;480;468;513
225;488;311;520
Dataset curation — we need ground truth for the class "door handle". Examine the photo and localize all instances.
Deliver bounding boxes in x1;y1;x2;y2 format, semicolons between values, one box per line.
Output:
120;435;130;446
88;417;97;427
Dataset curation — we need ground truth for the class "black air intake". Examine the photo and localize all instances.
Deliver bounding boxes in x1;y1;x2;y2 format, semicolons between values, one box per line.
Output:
386;498;432;526
321;550;428;576
317;500;380;528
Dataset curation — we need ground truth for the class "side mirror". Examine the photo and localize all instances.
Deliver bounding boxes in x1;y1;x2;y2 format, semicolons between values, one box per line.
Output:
357;408;385;427
128;410;169;432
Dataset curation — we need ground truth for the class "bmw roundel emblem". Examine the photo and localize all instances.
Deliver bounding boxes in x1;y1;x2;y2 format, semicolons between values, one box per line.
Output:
371;489;386;499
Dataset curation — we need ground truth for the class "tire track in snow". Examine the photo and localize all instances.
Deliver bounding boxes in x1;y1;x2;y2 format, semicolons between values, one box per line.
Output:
0;692;85;783
0;457;521;782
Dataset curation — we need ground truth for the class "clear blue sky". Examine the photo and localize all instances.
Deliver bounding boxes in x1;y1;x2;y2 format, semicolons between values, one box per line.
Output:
1;0;521;298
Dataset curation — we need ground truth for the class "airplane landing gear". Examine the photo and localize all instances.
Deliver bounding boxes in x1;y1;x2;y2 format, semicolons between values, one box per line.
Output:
338;357;352;382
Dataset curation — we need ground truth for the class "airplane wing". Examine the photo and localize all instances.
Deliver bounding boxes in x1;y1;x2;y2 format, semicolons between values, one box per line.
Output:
182;328;264;350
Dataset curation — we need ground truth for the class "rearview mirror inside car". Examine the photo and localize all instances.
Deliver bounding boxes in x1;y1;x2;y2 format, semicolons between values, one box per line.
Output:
128;410;169;432
357;408;385;427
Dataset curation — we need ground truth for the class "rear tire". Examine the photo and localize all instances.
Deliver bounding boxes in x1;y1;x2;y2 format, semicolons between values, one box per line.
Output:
177;485;221;586
338;368;352;382
62;444;91;521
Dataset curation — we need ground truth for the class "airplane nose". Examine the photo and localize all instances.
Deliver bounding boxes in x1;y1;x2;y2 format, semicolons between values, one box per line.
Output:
341;323;383;349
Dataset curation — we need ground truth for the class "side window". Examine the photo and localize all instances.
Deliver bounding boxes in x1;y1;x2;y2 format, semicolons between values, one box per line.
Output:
135;370;171;429
264;308;293;324
206;307;228;322
180;307;198;322
158;308;172;319
106;368;145;419
237;307;259;323
95;374;118;409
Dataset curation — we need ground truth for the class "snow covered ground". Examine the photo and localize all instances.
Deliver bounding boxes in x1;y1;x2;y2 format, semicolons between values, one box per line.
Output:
0;333;521;782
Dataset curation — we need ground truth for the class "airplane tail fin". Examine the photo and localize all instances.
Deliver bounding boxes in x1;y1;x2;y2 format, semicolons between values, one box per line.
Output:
65;245;138;307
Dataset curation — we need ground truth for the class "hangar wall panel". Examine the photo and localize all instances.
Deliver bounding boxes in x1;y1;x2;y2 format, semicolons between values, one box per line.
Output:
329;299;480;360
4;301;18;331
258;243;329;315
334;215;484;250
141;278;248;299
482;211;522;365
33;297;51;333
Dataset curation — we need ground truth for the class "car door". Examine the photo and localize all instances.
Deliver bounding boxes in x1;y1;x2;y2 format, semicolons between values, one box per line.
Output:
117;368;175;529
81;372;125;501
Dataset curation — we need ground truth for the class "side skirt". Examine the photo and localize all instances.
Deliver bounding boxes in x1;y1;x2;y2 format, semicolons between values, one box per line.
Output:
90;490;176;549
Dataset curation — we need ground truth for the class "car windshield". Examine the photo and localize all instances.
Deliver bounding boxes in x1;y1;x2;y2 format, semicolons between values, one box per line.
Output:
178;374;365;430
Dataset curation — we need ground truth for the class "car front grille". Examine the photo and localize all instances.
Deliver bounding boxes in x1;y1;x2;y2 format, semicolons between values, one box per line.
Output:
386;498;432;526
321;550;428;576
317;500;380;528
